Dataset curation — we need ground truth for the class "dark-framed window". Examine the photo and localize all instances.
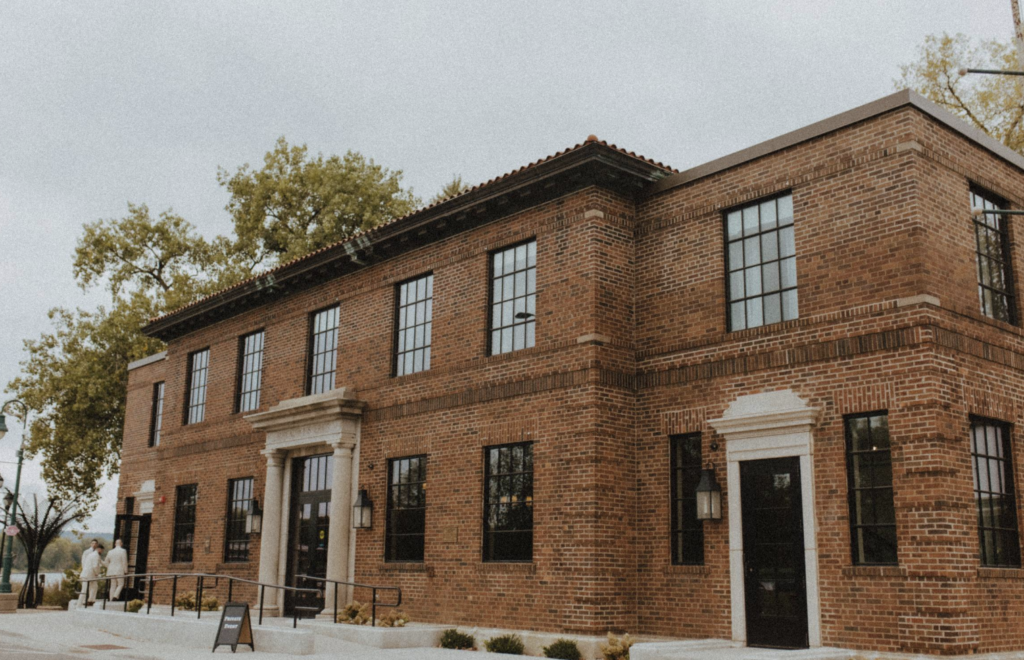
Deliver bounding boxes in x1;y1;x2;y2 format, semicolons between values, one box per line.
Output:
489;240;536;356
971;418;1022;567
149;382;165;448
307;306;339;395
184;348;210;425
725;193;797;331
224;477;253;562
385;456;427;562
845;412;898;565
394;274;433;377
236;330;265;413
670;434;704;565
483;442;533;562
171;484;198;563
971;188;1016;324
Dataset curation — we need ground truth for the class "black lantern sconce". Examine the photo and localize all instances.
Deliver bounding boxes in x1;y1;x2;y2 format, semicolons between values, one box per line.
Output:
695;465;722;521
246;498;263;534
353;489;373;529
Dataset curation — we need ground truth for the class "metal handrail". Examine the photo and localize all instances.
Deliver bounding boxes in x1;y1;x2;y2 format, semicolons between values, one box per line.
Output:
294;574;401;627
77;571;322;628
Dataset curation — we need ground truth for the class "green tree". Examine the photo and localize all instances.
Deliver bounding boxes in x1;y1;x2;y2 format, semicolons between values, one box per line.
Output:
897;33;1024;154
430;175;471;205
219;137;419;267
7;141;418;508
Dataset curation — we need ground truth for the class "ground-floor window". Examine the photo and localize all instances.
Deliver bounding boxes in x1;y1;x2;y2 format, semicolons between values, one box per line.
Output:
845;412;897;565
385;456;427;562
172;484;198;563
971;418;1021;567
483;442;533;562
224;477;254;562
670;434;704;565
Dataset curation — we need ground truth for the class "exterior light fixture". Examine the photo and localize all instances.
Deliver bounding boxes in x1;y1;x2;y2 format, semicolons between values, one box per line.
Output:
695;465;722;521
353;489;373;529
245;498;263;535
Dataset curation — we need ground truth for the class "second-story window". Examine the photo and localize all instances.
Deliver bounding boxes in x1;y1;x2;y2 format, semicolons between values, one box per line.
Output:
237;330;265;413
185;349;210;425
308;306;339;395
149;382;164;447
726;194;797;331
490;240;536;356
845;412;898;565
971;188;1015;324
394;274;433;377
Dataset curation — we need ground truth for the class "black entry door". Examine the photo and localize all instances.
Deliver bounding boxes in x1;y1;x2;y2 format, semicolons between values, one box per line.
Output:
284;454;333;616
112;512;151;602
740;456;808;649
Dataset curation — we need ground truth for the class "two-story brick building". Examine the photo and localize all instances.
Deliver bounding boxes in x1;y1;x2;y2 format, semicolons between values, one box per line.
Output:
116;89;1024;654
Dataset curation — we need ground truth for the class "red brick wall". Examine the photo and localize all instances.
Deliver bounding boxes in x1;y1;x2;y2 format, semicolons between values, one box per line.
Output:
118;104;1024;653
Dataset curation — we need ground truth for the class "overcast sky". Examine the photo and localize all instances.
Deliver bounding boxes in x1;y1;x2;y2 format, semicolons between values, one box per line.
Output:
0;1;1012;533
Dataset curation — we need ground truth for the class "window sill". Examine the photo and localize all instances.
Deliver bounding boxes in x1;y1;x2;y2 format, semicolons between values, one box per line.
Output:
168;562;194;569
978;567;1024;580
475;562;536;575
841;565;904;578
378;563;433;576
215;562;251;571
663;564;710;576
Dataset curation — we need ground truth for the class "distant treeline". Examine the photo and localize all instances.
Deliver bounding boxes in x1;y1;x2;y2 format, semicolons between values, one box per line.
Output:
6;532;114;572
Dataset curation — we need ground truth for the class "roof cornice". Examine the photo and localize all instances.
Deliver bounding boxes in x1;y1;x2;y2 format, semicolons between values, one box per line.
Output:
648;89;1024;196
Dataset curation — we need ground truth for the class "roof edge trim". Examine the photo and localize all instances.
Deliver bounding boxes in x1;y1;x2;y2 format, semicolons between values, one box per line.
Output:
128;351;167;371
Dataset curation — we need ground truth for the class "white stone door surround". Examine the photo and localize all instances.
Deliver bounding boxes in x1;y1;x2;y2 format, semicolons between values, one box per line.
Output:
245;388;365;613
708;389;822;647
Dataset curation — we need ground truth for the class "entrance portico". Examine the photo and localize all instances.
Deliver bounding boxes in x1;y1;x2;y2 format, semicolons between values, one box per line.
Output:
245;388;365;614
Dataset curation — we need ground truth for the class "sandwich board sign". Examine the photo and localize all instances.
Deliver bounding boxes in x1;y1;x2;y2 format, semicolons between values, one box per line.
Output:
212;602;254;653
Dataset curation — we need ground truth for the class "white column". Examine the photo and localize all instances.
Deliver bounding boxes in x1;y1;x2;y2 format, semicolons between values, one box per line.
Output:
727;460;746;644
324;442;355;611
257;449;286;614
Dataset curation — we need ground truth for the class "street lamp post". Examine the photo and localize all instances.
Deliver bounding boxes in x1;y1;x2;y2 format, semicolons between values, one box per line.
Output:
0;399;29;605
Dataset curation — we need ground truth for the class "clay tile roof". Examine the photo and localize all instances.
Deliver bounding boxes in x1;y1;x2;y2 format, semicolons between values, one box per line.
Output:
146;139;676;328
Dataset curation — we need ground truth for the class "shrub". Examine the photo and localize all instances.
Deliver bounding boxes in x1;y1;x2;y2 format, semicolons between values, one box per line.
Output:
484;633;525;655
61;566;81;606
439;629;476;650
174;592;219;612
41;580;72;609
126;599;144;613
378;609;409;627
543;638;582;660
601;632;634;660
337;600;373;625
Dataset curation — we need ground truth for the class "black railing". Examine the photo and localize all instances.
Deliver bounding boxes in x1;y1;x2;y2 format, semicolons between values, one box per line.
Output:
77;572;322;629
294;574;401;627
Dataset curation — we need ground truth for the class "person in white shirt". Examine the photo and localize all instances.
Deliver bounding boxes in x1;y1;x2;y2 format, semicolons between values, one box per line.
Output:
78;543;104;606
105;539;129;600
80;539;98;566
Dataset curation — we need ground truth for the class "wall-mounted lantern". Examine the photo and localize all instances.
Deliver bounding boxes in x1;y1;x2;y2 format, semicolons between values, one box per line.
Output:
695;465;722;521
246;498;263;534
353;489;373;529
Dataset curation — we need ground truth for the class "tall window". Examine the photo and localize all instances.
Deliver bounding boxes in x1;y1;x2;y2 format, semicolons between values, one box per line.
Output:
224;478;253;562
172;484;198;563
490;240;536;356
670;434;704;565
726;194;797;331
845;412;898;565
971;418;1021;567
394;274;433;377
185;349;210;425
149;382;165;448
307;306;339;395
236;330;265;413
483;442;533;562
972;188;1015;324
385;456;427;562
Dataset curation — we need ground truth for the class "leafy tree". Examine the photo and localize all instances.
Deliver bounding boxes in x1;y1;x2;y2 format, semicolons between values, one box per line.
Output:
897;33;1024;154
7;141;418;508
219;137;419;267
430;175;471;205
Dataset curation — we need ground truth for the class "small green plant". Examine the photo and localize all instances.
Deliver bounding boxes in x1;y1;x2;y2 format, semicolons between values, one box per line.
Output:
601;632;634;660
484;633;525;655
543;638;582;659
440;629;476;650
60;565;81;607
126;599;144;613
